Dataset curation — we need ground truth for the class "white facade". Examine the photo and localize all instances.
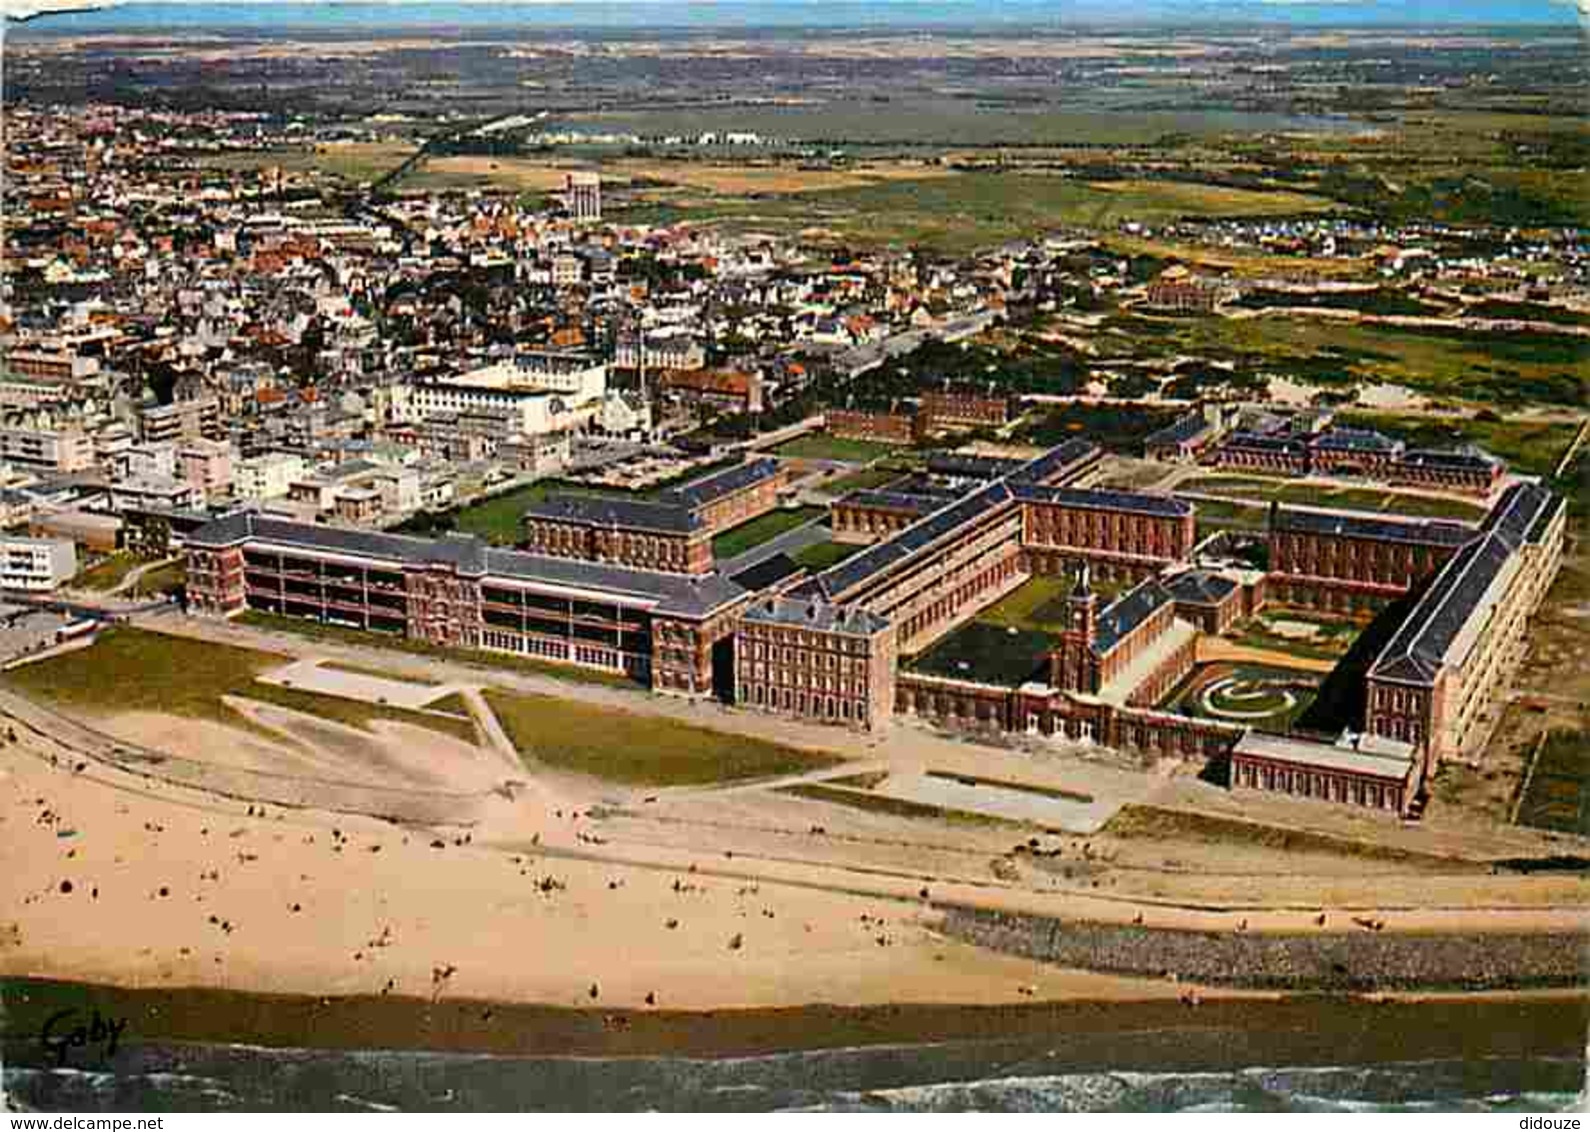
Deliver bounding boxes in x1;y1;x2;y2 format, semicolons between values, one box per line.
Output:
0;537;78;592
0;427;95;473
235;452;307;501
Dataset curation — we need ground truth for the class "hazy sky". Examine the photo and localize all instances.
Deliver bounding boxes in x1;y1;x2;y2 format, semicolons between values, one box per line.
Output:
4;0;1587;26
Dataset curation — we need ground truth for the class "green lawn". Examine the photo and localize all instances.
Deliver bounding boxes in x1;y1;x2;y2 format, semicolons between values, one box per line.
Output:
1;627;477;744
773;434;902;463
973;575;1076;634
793;541;865;571
481;688;841;786
236;610;642;690
129;561;186;598
824;467;902;494
711;506;823;559
1180;476;1485;522
69;554;141;592
906;621;1054;688
424;690;474;718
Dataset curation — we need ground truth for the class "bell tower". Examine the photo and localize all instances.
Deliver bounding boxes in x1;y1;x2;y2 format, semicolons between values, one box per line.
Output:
1065;563;1098;643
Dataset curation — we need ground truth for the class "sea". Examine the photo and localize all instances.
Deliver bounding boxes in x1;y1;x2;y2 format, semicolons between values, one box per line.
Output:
4;1040;1586;1112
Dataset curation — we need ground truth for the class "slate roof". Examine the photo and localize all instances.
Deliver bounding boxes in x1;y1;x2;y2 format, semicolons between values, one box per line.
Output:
840;488;958;514
799;480;1016;601
1093;580;1174;654
742;594;890;637
1164;569;1240;606
1481;480;1560;549
1270;506;1474;547
1011;482;1193;518
1398;446;1499;473
1365;532;1516;685
925;453;1021;481
187;513;743;618
1006;438;1099;485
657;458;781;509
524;494;702;535
1310;428;1403;455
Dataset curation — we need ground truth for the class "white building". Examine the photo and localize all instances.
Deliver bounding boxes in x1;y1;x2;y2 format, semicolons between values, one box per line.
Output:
235;452;307;501
0;427;95;473
0;537;78;592
412;352;607;437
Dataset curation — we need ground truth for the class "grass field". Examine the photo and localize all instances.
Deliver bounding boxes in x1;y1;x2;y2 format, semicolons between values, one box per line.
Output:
1227;615;1361;662
482;688;840;786
778;781;1021;829
711;506;823;559
793;541;864;571
773;434;901;462
906;620;1054;688
1156;313;1588;407
69;554;141;592
1514;729;1590;836
972;575;1075;634
1;627;477;744
128;561;186;599
1178;476;1486;523
1102;803;1467;868
202;141;419;184
235;610;642;690
824;467;902;494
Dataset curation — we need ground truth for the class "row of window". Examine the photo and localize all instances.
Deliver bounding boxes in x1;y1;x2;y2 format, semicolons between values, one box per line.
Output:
741;683;866;723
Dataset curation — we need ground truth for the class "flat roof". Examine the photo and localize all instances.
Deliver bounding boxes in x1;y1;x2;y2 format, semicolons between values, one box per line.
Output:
1233;730;1413;780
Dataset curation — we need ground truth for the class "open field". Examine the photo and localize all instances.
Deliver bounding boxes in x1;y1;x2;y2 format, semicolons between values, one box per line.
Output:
792;540;864;571
236;610;643;690
773;433;901;462
643;172;1342;255
823;467;903;494
1147;313;1588;408
481;688;842;786
68;553;140;592
711;506;823;559
202;141;419;183
1178;476;1487;523
1514;730;1590;836
972;574;1076;634
906;620;1054;688
0;627;477;745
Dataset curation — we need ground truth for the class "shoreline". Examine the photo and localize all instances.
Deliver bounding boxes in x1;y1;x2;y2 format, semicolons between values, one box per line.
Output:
3;976;1588;1068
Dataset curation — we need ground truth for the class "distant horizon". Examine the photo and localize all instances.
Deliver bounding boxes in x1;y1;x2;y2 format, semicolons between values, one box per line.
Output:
8;0;1587;34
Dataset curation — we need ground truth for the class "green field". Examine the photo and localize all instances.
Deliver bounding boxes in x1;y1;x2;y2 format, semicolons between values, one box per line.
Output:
793;540;865;571
482;688;840;786
906;620;1054;688
711;506;823;559
1151;313;1588;408
773;434;902;462
1227;615;1362;662
1178;476;1486;523
69;553;141;592
973;575;1076;634
1515;729;1590;836
235;610;642;690
1;627;477;744
824;467;902;494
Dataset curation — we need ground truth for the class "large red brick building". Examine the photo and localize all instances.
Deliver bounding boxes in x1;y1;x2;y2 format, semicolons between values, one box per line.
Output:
521;457;790;575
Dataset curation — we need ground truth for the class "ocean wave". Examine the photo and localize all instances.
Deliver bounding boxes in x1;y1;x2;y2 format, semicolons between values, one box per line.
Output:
4;1046;1583;1113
